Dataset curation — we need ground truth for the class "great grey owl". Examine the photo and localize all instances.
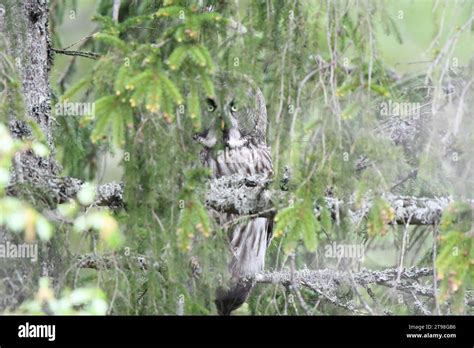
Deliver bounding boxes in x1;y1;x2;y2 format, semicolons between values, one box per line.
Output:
193;74;273;315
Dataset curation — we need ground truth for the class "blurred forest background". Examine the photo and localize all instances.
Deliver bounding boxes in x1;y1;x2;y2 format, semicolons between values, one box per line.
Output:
0;0;473;315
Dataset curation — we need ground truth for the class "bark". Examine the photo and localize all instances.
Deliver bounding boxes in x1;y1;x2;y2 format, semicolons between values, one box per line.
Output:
10;172;465;226
75;251;474;313
204;174;474;225
7;178;124;208
0;0;59;311
4;0;54;144
0;0;470;316
256;267;474;312
4;0;59;175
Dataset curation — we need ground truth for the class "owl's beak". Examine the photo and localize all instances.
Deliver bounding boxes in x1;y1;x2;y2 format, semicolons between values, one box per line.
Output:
220;111;234;131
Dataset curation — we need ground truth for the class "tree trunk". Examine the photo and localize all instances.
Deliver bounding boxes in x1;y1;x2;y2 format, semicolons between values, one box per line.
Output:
0;0;59;311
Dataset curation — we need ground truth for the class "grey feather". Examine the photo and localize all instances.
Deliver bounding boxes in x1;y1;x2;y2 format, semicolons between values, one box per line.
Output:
193;74;273;315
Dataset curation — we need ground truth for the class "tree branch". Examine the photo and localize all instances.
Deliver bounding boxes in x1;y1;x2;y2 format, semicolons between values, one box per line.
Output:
255;267;432;287
52;48;99;60
75;253;474;312
205;174;474;225
256;267;474;309
76;252;149;271
11;172;468;224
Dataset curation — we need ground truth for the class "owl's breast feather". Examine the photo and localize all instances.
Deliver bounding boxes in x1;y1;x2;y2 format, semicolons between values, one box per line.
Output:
204;144;273;178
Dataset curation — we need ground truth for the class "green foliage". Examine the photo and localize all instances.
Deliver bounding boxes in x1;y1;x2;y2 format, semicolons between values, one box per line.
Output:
176;198;210;251
436;203;473;313
17;278;108;315
94;32;129;52
0;124;53;241
274;192;320;254
80;1;223;149
367;197;395;237
0;119;119;314
90;95;133;147
46;0;474;315
55;2;231;312
176;168;212;251
186;81;200;128
60;77;91;102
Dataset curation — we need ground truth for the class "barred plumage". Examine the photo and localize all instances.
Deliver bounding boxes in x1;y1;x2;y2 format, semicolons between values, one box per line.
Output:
202;143;273;177
194;75;273;315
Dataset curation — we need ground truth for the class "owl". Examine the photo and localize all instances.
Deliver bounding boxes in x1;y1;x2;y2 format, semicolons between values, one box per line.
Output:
193;74;273;315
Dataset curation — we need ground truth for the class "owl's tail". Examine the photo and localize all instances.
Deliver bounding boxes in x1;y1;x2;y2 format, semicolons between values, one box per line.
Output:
215;280;253;316
215;217;272;315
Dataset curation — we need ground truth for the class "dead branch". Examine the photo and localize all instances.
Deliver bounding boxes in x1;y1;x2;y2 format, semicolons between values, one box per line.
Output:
256;267;473;310
205;174;474;225
76;252;148;271
11;172;467;224
52;48;99;60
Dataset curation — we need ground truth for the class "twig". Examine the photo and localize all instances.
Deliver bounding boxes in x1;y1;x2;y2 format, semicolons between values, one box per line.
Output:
396;214;412;284
411;291;432;315
432;224;441;314
52;48;99;60
390;169;418;191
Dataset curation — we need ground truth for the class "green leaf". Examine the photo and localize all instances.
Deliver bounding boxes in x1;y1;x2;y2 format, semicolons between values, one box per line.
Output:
161;89;175;122
321;207;332;231
36;216;53;241
173;26;186;42
155;6;187;18
301;203;318;252
145;77;163;112
77;183;96;206
194;45;214;70
188;45;207;67
94;95;116;115
187;81;200;128
111;113;125;147
129;81;148;107
91;96;116;143
282;219;300;254
126;71;152;90
199;72;215;97
167;46;188;70
370;84;390;97
94;33;128;51
196;12;223;25
160;74;184;105
114;65;131;94
61;77;90;102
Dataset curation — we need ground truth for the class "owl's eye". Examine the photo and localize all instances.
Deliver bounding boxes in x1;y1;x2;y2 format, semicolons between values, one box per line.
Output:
230;104;238;112
206;98;217;112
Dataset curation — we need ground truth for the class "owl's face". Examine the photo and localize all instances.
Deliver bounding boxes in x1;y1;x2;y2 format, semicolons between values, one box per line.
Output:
195;75;267;149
